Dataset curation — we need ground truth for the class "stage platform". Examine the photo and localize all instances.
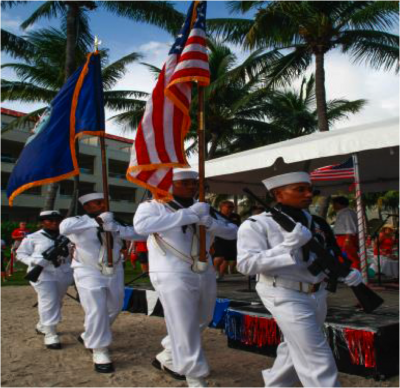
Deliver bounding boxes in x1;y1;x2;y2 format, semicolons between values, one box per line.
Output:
123;274;399;380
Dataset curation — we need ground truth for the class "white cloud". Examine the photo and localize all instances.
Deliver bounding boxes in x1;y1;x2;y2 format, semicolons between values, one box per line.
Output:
323;50;399;128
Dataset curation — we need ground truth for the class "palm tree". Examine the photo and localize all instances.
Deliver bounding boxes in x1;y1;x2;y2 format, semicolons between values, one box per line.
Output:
1;28;147;211
1;28;146;131
15;1;184;79
258;75;366;140
209;1;399;132
187;40;283;160
208;74;366;157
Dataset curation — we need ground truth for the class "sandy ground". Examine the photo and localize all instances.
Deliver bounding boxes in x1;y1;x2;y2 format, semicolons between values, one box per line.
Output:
1;286;398;388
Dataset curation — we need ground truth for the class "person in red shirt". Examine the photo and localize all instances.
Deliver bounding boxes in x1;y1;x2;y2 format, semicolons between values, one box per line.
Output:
374;225;396;258
10;222;30;274
129;240;149;274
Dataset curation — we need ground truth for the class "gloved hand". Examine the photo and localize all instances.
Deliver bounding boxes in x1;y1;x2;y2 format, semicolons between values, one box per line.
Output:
342;269;363;287
280;223;312;250
189;202;210;217
98;212;114;223
198;215;213;229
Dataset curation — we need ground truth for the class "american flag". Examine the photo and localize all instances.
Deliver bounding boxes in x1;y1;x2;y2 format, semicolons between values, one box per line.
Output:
310;158;355;181
126;1;210;199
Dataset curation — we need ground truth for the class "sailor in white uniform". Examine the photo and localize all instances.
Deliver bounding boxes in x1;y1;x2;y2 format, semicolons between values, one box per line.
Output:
134;169;238;387
17;210;73;349
237;172;363;387
59;192;145;373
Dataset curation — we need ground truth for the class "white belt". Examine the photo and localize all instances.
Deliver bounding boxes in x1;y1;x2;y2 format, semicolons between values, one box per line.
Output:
259;274;325;294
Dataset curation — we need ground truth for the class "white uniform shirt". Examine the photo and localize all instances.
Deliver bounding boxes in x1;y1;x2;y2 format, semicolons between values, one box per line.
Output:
134;200;238;273
237;211;326;284
16;229;72;281
60;214;144;272
333;208;358;235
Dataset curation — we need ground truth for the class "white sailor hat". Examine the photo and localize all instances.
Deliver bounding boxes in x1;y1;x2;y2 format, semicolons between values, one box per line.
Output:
39;210;62;220
173;168;199;181
262;172;311;191
78;192;104;205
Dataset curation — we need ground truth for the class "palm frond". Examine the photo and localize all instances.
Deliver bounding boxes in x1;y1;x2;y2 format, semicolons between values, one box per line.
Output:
21;1;66;30
1;29;36;61
100;1;184;36
326;99;367;122
1;79;57;103
140;62;162;80
102;52;142;90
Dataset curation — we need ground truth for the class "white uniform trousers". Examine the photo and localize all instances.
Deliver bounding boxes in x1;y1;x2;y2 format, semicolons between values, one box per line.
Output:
256;282;340;387
32;272;73;327
150;270;217;378
74;266;124;349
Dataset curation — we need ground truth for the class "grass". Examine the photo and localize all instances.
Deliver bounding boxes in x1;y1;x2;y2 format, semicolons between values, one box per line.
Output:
1;261;150;287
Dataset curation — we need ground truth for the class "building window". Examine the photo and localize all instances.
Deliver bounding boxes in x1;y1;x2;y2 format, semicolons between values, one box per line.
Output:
79;154;95;175
1;172;10;191
2;140;23;164
109;185;136;202
59;180;74;197
108;159;128;179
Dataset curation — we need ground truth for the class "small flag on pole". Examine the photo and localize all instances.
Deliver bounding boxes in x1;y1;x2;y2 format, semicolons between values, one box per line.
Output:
7;52;105;206
310;158;355;181
126;1;210;199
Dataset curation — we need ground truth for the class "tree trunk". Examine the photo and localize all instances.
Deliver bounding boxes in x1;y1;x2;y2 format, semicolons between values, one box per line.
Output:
314;51;329;132
43;3;80;212
43;3;81;212
207;134;218;160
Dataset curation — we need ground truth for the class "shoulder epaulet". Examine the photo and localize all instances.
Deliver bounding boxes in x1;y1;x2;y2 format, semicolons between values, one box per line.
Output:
247;218;257;222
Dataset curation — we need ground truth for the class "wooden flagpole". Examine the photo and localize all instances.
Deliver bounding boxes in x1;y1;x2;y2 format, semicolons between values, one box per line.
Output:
197;85;207;265
95;36;113;269
99;135;113;269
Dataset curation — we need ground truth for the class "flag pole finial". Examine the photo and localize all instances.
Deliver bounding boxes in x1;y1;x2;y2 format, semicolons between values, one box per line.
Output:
94;36;102;52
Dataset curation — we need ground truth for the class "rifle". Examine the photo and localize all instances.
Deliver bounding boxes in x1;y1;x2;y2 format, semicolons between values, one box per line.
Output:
243;188;384;313
25;235;70;283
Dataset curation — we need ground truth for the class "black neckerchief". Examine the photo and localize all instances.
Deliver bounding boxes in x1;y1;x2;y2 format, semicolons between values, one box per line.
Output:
275;203;312;262
41;229;59;241
168;196;195;234
173;196;194;208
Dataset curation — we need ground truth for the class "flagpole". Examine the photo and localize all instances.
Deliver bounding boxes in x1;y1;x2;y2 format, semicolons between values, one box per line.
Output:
197;84;208;267
94;37;113;270
353;153;368;283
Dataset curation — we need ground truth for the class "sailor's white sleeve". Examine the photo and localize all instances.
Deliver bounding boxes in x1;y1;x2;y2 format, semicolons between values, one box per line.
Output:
134;201;199;235
113;224;147;241
208;218;238;240
16;236;48;268
60;216;98;236
237;220;296;276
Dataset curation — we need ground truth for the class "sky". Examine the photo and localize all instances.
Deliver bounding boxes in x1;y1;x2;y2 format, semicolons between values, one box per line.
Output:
1;1;399;141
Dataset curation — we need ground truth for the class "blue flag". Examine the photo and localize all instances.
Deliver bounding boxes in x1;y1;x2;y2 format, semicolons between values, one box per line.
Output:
7;52;105;206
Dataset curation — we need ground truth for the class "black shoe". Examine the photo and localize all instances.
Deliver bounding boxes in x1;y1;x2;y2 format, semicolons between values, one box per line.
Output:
94;362;115;373
46;343;62;350
151;358;186;381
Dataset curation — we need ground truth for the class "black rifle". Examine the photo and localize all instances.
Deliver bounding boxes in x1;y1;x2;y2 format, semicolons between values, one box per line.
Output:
243;188;384;313
25;235;70;283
